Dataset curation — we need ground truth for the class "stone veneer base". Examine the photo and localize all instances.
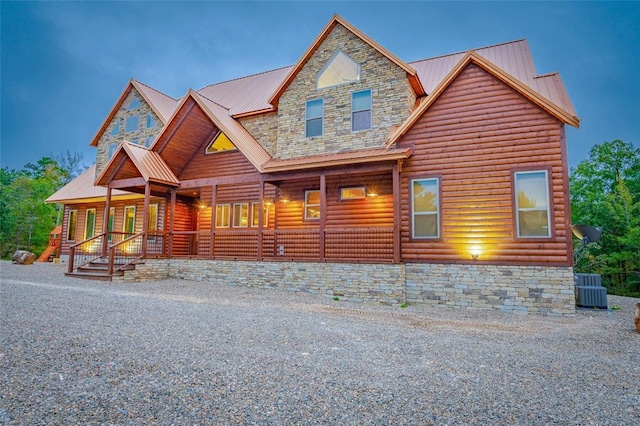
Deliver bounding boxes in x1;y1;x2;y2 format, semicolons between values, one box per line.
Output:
116;259;576;315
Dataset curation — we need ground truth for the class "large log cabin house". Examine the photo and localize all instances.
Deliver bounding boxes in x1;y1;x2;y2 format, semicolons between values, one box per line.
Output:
47;15;580;314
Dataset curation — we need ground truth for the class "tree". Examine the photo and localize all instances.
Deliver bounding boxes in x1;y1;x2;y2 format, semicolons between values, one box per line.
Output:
0;153;85;259
570;140;640;296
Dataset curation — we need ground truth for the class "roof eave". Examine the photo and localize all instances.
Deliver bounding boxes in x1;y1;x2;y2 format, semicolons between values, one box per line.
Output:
262;148;412;173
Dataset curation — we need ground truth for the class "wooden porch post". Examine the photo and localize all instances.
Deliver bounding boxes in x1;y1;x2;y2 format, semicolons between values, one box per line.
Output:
168;189;176;258
210;184;217;258
257;179;264;260
319;173;326;262
141;181;150;257
102;186;112;256
393;162;401;264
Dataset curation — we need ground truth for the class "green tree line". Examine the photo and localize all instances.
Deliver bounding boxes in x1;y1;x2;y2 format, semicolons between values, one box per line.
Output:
570;140;640;297
0;152;84;259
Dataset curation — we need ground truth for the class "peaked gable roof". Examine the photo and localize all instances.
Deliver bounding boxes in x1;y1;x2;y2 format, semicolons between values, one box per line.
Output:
268;14;425;107
387;51;581;147
96;141;179;187
90;79;179;147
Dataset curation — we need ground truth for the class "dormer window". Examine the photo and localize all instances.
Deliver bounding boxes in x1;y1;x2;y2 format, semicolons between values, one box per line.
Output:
316;50;360;89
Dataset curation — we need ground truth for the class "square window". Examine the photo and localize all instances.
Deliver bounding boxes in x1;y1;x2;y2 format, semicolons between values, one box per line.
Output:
515;171;551;238
412;178;439;238
125;115;140;133
306;99;323;138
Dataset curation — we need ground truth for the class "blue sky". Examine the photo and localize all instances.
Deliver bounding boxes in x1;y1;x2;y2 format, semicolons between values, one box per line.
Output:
2;1;638;171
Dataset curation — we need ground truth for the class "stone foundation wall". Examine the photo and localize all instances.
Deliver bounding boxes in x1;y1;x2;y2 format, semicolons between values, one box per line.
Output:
119;259;575;315
405;263;575;315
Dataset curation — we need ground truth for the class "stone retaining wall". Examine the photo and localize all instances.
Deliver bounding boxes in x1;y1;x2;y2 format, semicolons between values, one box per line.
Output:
118;259;575;315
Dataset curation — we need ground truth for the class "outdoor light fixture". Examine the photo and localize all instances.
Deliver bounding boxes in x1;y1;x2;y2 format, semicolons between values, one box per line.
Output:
367;190;378;197
470;246;481;260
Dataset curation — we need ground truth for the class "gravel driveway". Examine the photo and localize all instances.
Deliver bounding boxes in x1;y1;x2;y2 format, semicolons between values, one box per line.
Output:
1;261;639;425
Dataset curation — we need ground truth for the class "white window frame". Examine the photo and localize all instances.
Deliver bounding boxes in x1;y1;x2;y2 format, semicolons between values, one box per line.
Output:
514;170;552;238
84;208;96;240
215;204;230;228
305;99;323;138
316;50;361;90
232;203;249;228
351;89;372;132
123;206;136;234
411;178;440;239
107;207;115;241
304;190;321;220
251;202;269;228
67;209;78;241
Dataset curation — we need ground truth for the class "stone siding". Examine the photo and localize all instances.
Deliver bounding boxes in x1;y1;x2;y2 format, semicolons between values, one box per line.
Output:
238;112;279;157
275;24;415;159
95;88;164;179
120;259;575;315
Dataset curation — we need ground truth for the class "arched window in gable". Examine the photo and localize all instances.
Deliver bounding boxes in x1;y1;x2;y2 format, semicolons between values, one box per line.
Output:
316;50;360;89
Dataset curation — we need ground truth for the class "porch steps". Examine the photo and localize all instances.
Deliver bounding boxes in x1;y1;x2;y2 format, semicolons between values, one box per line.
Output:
65;259;136;281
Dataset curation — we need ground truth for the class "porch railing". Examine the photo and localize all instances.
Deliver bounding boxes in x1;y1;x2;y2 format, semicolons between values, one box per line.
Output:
68;227;395;275
107;232;146;275
68;233;106;273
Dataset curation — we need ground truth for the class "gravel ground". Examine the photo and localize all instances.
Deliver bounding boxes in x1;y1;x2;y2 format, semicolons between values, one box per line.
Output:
1;261;639;425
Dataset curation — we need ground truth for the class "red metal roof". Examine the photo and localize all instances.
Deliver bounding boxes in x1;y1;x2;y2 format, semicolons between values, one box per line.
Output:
197;66;292;117
132;80;180;122
121;142;180;186
46;165;134;203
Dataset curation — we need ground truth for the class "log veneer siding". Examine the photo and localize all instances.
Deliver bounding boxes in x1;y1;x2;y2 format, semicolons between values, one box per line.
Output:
398;64;571;266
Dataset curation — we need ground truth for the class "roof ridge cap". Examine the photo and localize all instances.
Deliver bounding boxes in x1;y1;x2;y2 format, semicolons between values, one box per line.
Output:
132;79;178;101
197;64;294;92
534;71;559;79
195;92;230;112
409;39;528;64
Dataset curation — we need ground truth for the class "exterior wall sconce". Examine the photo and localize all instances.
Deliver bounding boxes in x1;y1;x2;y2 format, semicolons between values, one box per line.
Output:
470;246;481;260
367;191;378;197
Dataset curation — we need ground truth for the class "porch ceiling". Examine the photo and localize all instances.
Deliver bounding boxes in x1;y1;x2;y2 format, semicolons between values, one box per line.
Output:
154;99;218;176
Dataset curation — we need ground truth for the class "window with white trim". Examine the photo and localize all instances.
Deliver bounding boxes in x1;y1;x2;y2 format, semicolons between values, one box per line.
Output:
514;170;551;238
306;99;323;138
316;50;360;89
107;207;115;241
304;190;321;220
123;206;136;234
215;204;230;228
252;202;269;227
84;209;96;239
233;203;249;228
412;178;439;238
67;210;78;241
351;90;371;131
